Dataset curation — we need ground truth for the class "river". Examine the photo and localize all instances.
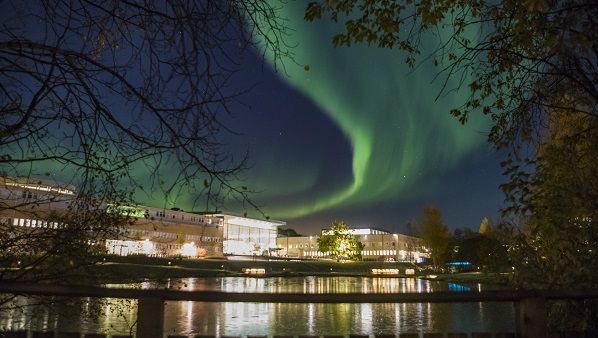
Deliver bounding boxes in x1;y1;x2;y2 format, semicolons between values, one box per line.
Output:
0;276;515;336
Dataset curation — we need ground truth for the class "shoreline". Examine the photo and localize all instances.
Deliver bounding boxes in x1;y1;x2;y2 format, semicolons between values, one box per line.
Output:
86;256;510;286
1;256;511;286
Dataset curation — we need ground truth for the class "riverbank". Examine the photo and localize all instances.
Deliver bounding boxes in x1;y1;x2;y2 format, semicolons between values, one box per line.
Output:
418;271;513;285
89;256;510;286
1;255;510;286
91;255;418;282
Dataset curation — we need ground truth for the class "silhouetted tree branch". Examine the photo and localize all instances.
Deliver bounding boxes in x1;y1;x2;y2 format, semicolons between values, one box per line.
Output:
0;0;291;284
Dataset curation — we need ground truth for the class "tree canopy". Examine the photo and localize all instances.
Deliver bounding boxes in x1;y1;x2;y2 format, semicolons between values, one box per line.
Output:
305;1;598;330
419;205;450;271
305;0;597;149
278;227;303;237
305;0;597;281
317;221;364;261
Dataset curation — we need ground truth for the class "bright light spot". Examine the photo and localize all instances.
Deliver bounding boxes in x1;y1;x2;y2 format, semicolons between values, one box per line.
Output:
371;268;399;275
141;239;154;255
242;268;266;275
181;242;196;257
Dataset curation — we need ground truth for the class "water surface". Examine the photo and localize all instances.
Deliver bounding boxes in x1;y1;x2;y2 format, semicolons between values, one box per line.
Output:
0;276;515;336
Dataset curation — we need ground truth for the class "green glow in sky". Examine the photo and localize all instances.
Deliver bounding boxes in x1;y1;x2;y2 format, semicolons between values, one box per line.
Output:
256;2;488;219
4;2;492;225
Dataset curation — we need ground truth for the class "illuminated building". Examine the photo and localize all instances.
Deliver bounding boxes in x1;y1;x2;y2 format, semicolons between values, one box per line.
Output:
216;213;284;256
104;205;225;257
0;176;76;228
276;228;428;263
0;176;283;258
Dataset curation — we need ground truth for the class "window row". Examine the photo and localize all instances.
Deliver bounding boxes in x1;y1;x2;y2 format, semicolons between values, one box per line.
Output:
9;217;62;229
152;211;223;225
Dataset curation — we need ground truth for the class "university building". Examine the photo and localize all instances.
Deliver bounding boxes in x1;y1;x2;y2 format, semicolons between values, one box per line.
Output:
276;228;428;263
0;176;284;258
2;175;426;262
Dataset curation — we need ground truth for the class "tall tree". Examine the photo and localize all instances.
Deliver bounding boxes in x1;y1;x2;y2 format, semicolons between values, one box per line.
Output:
419;205;450;271
304;0;598;308
503;109;598;331
317;221;364;261
505;109;597;287
478;217;492;234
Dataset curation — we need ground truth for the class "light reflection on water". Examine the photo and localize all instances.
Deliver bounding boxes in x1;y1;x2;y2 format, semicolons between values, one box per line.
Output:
0;277;515;336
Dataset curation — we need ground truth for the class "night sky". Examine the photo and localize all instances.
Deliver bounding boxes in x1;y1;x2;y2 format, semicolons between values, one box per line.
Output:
11;2;506;235
201;2;506;234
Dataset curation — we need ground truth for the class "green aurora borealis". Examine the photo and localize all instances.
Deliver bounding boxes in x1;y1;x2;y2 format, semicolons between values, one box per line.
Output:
247;2;490;220
7;1;502;231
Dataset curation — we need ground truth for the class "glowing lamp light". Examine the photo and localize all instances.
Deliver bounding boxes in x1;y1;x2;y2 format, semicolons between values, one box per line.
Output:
141;239;154;255
242;268;266;275
181;242;197;257
371;268;399;275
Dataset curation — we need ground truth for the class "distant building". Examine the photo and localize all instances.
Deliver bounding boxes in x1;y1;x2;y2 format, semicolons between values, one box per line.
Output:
276;228;428;263
0;176;283;258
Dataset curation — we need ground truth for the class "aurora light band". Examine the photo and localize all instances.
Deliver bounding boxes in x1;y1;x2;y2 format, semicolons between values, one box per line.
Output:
249;2;490;220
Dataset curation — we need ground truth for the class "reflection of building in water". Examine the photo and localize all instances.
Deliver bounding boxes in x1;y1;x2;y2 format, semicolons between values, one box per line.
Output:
0;276;516;335
163;301;224;336
276;228;428;263
0;176;283;258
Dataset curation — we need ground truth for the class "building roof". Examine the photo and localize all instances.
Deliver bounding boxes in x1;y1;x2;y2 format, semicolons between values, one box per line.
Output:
1;176;76;195
193;210;285;226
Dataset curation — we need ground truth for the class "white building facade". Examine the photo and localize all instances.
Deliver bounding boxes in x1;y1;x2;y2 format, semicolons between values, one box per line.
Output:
276;228;428;263
1;176;283;258
217;213;285;256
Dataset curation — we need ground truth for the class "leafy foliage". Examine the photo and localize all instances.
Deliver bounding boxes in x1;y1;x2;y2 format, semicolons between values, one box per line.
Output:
419;205;450;271
305;1;597;148
278;227;303;237
450;227;510;272
305;0;598;330
502;110;598;330
305;0;598;283
317;221;364;261
507;111;598;289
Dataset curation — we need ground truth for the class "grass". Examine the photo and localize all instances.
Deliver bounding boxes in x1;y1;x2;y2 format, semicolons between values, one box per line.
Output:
92;255;419;282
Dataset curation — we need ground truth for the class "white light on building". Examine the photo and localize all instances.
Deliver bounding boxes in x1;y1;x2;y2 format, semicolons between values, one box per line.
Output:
181;242;196;257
